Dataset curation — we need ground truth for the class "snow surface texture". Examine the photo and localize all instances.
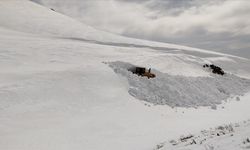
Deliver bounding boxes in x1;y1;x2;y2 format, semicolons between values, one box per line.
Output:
1;1;250;150
109;61;250;107
157;120;250;150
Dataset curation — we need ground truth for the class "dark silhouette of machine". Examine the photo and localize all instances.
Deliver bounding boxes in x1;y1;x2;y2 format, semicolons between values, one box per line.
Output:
129;67;156;79
203;64;225;75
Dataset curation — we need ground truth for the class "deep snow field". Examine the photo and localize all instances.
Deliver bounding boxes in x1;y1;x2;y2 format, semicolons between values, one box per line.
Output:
156;120;250;150
1;1;250;150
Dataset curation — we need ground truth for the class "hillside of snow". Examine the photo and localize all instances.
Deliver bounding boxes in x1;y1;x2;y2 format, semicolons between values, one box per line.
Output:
30;0;250;60
1;1;250;150
156;120;250;150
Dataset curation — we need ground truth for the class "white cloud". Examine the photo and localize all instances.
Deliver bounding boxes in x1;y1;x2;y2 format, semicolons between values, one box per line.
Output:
36;0;250;35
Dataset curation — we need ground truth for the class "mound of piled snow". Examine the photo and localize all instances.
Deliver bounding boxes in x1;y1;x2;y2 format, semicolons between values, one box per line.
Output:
108;61;250;107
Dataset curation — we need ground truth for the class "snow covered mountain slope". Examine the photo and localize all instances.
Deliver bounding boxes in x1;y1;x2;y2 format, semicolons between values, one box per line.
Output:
1;0;250;77
0;0;245;57
156;120;250;150
0;1;250;150
0;0;108;40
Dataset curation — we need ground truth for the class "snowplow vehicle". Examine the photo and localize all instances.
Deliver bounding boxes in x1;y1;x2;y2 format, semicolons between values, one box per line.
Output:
203;64;225;75
129;67;156;79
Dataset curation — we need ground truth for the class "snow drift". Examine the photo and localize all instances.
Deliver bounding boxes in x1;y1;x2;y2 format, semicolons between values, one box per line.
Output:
109;61;250;107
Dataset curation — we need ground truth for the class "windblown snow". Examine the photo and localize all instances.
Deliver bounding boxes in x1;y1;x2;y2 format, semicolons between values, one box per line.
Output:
0;1;250;150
